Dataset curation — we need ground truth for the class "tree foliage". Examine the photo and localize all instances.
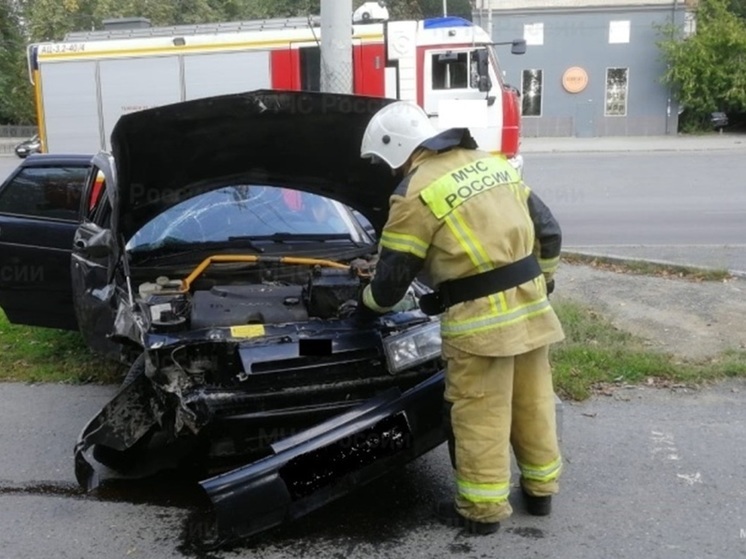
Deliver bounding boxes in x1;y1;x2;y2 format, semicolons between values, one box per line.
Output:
0;0;36;123
730;0;746;19
659;0;746;129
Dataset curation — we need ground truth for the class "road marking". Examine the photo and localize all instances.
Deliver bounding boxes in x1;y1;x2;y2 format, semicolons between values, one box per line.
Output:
676;472;702;485
650;430;705;486
650;430;678;460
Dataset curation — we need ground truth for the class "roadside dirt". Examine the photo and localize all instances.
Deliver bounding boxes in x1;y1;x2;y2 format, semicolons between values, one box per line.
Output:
553;263;746;360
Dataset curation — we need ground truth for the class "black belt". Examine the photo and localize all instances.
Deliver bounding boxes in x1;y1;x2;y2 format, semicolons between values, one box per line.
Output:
419;255;541;316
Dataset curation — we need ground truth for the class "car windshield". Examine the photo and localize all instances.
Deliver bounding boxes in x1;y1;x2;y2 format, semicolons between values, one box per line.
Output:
127;185;368;252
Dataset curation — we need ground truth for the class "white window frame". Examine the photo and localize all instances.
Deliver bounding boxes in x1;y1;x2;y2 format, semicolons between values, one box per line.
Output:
523;22;544;46
608;20;630;44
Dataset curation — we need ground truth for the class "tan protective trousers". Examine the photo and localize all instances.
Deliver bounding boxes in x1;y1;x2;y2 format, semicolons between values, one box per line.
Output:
443;343;562;523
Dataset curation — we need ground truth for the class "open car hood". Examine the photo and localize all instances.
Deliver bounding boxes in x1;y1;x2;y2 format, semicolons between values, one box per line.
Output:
110;91;398;241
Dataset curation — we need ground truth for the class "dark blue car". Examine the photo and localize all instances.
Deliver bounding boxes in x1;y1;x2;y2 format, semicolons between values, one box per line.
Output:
0;92;447;548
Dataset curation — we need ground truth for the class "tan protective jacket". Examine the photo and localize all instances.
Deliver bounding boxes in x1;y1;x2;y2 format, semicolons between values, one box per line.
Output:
364;146;564;356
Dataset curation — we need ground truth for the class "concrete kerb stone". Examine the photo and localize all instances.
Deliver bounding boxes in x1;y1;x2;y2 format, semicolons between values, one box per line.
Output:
520;133;746;154
562;249;746;279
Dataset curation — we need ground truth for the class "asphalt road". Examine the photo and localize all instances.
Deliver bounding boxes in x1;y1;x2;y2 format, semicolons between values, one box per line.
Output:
2;148;745;272
522;150;746;273
1;381;744;558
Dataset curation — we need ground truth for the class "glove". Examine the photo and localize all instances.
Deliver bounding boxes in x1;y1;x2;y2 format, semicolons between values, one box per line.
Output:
546;279;555;295
354;301;381;325
339;288;381;325
355;285;385;325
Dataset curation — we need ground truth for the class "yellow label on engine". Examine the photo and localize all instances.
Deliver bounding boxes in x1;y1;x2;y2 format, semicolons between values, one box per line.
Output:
230;325;266;338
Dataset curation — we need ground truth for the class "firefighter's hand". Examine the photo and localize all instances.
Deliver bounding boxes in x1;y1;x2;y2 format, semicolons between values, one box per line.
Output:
339;296;380;324
354;302;381;325
546;279;555;295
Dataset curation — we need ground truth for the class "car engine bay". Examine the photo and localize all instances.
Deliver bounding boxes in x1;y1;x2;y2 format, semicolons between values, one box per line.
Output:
130;255;408;334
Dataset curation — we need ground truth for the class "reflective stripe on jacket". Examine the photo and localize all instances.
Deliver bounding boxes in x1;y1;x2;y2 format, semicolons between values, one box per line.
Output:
366;147;564;356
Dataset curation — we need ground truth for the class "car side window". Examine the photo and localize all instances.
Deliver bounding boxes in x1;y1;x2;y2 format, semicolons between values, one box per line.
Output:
0;166;88;222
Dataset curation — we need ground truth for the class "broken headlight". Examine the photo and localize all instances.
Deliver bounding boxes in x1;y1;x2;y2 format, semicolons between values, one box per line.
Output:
383;321;441;373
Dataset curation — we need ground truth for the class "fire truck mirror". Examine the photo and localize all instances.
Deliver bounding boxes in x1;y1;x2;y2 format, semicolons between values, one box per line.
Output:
475;50;492;93
511;39;527;55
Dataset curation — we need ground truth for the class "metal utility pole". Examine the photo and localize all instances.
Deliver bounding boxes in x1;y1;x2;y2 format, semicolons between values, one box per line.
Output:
443;0;448;16
320;0;352;93
479;0;493;38
487;0;493;39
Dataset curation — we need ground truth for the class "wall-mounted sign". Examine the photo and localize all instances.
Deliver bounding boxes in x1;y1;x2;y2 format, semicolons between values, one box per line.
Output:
562;66;589;94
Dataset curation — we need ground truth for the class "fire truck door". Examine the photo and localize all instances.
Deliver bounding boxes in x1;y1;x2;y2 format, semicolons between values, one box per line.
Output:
421;47;502;150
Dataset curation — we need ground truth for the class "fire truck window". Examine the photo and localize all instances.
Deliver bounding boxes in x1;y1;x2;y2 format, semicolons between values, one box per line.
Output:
0;166;87;222
300;47;321;92
432;51;477;90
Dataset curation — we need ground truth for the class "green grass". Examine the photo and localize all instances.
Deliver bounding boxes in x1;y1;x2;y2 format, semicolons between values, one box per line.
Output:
0;308;123;384
2;302;745;401
551;299;746;399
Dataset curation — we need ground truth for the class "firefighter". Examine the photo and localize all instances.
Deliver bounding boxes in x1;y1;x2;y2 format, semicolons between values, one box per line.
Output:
358;101;565;535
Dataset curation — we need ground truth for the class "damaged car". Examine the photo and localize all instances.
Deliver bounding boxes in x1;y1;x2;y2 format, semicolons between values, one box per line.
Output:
0;91;448;545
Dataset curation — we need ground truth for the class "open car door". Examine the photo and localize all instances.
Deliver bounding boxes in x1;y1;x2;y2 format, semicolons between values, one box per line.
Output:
70;155;123;358
0;156;91;330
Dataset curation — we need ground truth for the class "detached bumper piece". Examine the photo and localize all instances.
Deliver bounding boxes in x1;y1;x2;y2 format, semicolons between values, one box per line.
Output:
74;374;187;490
200;371;445;547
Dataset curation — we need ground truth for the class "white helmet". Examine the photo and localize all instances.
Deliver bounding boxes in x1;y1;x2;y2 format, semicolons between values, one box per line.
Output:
360;101;439;170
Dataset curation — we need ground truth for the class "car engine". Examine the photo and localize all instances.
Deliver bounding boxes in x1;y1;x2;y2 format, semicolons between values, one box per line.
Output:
133;260;384;333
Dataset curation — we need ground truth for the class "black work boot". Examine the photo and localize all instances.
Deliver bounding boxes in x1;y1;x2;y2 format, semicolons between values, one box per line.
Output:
521;487;552;516
435;500;500;535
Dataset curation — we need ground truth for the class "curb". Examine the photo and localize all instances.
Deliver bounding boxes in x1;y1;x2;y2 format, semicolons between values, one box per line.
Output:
562;250;746;280
520;133;746;154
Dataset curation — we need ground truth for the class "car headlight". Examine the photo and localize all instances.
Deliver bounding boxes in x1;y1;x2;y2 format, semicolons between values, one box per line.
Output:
383;321;441;373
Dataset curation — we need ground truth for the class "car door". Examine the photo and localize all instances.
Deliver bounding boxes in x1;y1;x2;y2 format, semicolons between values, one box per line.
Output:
0;161;89;330
70;158;123;358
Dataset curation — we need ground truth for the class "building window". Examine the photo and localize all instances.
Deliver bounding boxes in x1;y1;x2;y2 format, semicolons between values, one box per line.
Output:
521;69;543;117
609;20;630;43
524;23;544;46
605;68;629;116
684;12;697;38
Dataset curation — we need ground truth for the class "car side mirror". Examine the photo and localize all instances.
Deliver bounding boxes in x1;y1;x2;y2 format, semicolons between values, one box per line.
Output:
475;49;492;93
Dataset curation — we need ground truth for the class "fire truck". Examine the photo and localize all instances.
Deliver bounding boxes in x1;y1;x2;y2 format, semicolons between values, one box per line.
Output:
27;2;525;160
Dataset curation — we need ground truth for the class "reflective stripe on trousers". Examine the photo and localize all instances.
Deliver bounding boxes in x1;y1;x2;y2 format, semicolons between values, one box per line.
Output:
518;456;563;483
457;478;511;504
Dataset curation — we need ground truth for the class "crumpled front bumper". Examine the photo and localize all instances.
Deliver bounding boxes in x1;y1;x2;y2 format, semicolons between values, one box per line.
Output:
200;370;445;547
74;369;446;546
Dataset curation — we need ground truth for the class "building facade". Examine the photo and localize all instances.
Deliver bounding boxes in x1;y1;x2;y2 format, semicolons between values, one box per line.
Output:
476;0;693;136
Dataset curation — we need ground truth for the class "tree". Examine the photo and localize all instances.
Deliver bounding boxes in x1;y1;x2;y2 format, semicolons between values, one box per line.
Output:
730;0;746;19
658;0;746;129
24;0;98;41
0;0;35;123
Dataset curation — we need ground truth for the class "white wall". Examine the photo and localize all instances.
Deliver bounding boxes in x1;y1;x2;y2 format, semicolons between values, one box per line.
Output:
483;0;675;10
